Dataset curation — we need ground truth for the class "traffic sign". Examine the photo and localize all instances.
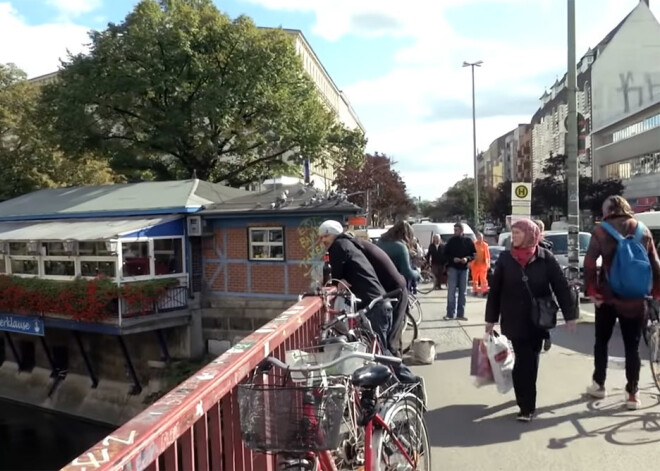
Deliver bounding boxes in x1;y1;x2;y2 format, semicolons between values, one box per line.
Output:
511;182;532;202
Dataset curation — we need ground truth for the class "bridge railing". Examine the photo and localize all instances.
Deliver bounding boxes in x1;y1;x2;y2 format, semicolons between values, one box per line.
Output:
63;295;326;471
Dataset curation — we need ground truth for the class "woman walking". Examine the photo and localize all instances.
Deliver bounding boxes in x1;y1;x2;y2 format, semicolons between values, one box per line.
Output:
485;218;577;421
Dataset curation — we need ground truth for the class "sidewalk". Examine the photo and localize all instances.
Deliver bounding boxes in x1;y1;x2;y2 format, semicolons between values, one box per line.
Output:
410;290;660;471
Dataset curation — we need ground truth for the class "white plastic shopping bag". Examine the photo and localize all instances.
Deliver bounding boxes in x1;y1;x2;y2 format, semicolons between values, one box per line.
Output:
470;337;494;388
486;331;514;394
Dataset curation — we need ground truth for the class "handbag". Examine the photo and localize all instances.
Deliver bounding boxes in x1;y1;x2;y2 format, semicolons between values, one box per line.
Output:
520;265;558;330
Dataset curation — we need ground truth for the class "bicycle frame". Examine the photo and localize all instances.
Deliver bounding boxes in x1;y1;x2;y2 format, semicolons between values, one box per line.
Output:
309;409;416;471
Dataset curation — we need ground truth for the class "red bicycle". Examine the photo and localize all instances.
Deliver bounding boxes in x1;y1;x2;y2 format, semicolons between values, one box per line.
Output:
238;350;430;470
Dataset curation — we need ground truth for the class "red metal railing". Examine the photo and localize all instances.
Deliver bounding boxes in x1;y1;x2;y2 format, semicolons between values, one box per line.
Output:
62;295;326;471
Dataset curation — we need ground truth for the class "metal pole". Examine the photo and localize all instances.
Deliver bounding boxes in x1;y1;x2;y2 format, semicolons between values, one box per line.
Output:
566;0;580;277
471;65;479;230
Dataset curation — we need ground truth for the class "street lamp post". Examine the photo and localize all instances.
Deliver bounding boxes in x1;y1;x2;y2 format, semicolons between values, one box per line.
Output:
463;60;483;230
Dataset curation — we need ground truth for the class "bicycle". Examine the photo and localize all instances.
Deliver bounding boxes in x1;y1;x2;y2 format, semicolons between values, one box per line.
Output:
323;284;419;356
562;266;582;317
414;262;436;296
238;351;431;470
407;293;423;328
643;298;660;393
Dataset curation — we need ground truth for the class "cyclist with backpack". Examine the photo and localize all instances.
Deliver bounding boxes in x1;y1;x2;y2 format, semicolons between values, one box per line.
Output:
584;195;660;409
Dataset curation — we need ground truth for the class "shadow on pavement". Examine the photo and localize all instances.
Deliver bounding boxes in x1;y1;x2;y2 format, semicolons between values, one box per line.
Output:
551;323;627;358
425;391;660;449
434;348;472;361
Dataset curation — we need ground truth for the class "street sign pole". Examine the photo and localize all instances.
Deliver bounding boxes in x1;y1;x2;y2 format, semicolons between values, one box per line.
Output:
566;0;580;278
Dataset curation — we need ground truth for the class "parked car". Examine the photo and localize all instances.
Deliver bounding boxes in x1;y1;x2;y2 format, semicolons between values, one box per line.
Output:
487;245;506;285
483;223;498;237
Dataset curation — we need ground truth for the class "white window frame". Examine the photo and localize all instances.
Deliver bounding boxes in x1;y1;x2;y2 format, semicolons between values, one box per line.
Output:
151;236;186;278
248;227;285;262
42;255;77;280
78;257;118;279
119;236;186;281
8;255;40;277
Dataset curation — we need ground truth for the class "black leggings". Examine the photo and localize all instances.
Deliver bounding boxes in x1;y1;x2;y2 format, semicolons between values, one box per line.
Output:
511;334;544;414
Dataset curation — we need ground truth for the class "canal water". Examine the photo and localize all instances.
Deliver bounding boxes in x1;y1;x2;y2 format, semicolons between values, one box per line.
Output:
0;399;113;471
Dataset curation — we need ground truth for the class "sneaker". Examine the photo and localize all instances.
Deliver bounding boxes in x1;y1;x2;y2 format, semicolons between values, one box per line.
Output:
516;412;533;422
457;316;468;321
443;315;453;321
586;381;607;399
626;392;641;410
543;337;552;352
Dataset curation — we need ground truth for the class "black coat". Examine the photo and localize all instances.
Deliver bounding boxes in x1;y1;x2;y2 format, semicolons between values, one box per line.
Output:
426;243;445;266
485;248;577;339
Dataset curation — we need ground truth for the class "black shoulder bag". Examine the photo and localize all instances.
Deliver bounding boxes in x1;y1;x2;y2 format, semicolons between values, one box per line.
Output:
520;263;559;330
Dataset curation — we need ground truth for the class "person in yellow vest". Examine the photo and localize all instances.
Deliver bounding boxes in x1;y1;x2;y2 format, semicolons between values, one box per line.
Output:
471;232;490;295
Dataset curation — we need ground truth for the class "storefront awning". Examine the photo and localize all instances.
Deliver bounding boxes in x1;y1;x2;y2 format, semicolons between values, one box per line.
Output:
0;216;181;241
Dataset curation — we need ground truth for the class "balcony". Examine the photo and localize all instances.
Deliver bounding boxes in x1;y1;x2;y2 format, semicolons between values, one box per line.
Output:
0;276;190;335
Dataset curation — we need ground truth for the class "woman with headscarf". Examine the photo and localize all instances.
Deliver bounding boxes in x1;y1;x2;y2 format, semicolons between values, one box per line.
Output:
485;218;577;422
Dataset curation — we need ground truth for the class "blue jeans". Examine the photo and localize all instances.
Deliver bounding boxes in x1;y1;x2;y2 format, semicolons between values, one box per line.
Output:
446;267;469;318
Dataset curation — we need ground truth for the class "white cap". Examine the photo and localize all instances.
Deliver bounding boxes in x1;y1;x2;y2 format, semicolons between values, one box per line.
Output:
318;220;344;236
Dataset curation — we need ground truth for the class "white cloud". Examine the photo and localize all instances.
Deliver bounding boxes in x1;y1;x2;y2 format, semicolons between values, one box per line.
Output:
46;0;102;17
0;2;91;77
244;0;659;200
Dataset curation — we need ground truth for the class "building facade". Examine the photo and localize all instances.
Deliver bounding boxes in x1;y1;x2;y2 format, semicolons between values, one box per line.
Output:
591;2;660;212
513;124;533;182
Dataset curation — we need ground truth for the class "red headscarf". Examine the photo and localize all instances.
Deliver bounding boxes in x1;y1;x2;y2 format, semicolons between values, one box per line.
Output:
511;218;541;266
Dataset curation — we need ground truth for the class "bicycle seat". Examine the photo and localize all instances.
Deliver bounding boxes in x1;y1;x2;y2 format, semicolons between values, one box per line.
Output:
351;364;392;388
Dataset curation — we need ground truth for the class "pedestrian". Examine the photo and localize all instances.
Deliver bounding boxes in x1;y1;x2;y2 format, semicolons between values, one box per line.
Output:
485;218;577;421
443;223;476;321
583;195;660;409
377;221;421;289
534;219;554;352
318;220;418;383
426;234;446;289
348;235;408;357
470;232;490;296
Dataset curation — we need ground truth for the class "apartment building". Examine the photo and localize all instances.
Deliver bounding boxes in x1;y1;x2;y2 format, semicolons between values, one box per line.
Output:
591;1;660;212
513;124;533;182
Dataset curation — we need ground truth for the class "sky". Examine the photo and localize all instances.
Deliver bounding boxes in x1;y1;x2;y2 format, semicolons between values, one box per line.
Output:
1;0;658;201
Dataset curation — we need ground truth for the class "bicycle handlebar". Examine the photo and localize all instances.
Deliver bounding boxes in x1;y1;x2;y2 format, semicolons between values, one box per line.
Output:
261;351;402;373
322;289;402;331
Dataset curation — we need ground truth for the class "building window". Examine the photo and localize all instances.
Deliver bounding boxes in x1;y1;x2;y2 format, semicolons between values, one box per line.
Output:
9;242;29;256
11;259;38;275
249;227;284;261
79;241;115;256
44;260;75;277
153;238;184;275
122;241;150;277
81;260;116;278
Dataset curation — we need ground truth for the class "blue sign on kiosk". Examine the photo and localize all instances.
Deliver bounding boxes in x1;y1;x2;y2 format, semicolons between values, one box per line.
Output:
0;314;45;336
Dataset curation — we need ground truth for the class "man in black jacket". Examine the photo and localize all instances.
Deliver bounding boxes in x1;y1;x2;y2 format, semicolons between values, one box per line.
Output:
443;223;476;320
349;236;408;356
319;220;417;382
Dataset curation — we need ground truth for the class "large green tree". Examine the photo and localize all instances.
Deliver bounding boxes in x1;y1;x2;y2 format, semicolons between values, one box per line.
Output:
425;177;485;227
41;0;365;186
0;63;117;200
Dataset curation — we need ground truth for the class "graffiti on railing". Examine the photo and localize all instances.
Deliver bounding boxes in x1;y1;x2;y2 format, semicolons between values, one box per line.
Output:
71;431;137;470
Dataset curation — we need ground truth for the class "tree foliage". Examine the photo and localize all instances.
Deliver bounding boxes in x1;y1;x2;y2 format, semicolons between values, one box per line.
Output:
334;153;415;226
41;0;365;186
0;63;117;200
423;177;485;227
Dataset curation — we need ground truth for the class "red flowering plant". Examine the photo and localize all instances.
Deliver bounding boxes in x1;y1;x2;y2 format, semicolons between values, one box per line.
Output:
0;275;178;322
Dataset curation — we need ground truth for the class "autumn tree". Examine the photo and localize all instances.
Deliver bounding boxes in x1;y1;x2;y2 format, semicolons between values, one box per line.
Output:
41;0;365;186
334;153;415;226
0;63;117;200
424;177;486;227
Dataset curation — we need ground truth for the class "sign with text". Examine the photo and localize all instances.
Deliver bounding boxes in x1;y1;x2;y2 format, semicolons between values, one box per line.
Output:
0;314;45;336
511;182;532;202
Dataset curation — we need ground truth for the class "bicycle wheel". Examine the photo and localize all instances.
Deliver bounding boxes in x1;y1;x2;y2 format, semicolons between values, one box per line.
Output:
407;295;423;327
370;396;431;471
648;325;660;393
416;271;436;295
401;311;418;355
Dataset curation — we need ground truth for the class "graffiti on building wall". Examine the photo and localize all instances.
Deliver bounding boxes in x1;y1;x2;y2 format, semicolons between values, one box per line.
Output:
617;71;660;113
297;217;326;287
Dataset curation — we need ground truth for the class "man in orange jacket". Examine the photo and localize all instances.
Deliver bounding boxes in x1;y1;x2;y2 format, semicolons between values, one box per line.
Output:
471;232;490;295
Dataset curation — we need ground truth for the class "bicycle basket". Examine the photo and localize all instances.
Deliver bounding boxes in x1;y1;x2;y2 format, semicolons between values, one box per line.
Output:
238;383;347;453
285;342;368;383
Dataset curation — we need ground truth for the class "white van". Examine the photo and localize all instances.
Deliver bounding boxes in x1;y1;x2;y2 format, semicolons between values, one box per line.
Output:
634;211;660;242
412;222;476;249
